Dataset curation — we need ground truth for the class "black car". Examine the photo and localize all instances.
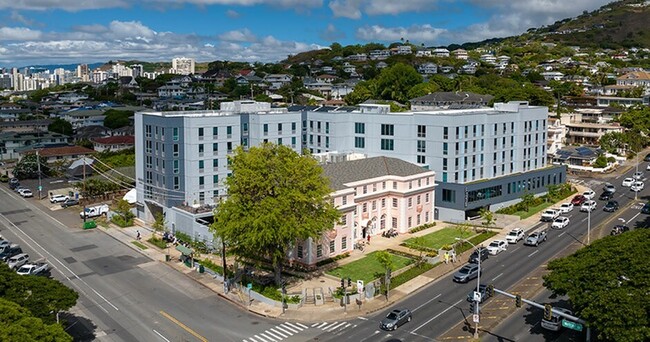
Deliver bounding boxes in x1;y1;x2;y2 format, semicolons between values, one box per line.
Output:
466;284;490;303
9;182;19;190
644;153;650;162
469;247;489;264
61;198;80;208
642;203;650;214
0;245;23;262
603;200;619;212
380;309;412;331
611;225;630;236
598;192;613;201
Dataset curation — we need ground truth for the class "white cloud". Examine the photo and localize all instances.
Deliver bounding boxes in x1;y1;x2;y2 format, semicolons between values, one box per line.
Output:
329;0;440;18
108;20;157;39
218;28;257;42
0;0;321;11
356;24;447;44
320;23;345;41
226;9;241;18
9;11;34;26
0;27;42;40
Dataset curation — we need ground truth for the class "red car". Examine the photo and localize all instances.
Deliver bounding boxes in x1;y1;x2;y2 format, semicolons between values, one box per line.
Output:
571;195;587;206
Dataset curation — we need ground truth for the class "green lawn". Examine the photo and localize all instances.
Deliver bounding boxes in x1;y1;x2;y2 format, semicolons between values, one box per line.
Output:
326;251;413;283
403;227;473;250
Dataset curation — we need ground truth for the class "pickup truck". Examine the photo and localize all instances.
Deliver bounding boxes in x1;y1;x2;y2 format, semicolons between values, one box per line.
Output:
540;209;560;222
80;204;110;219
16;262;49;276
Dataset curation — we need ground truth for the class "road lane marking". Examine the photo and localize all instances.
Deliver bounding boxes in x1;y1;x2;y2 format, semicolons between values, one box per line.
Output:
153;329;170;342
412;299;463;333
412;293;441;312
528;250;539;258
492;272;503;281
359;330;382;342
558;231;566;237
159;310;208;342
357;316;368;320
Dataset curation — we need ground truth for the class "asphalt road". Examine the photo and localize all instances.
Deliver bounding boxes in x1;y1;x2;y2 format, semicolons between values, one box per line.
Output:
313;166;650;342
0;184;292;342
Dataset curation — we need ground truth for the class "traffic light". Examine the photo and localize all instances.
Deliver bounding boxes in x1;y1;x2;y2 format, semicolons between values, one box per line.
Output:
515;294;522;308
341;278;345;288
544;304;553;321
487;284;494;297
347;277;352;287
469;300;476;313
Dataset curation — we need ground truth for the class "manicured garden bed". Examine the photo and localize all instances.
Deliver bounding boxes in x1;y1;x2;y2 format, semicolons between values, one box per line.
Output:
325;251;413;283
402;227;473;251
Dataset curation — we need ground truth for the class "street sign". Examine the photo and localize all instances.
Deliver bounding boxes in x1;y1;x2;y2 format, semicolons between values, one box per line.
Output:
38;185;42;191
561;319;583;332
247;283;252;290
473;291;482;302
472;314;479;323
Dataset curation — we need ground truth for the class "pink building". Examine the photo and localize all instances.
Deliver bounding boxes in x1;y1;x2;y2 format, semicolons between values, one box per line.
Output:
291;157;436;266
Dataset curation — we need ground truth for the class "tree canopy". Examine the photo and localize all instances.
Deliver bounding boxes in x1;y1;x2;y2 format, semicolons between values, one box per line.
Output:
13;153;51;180
48;118;73;136
103;109;134;129
211;143;340;285
0;298;72;342
543;229;650;342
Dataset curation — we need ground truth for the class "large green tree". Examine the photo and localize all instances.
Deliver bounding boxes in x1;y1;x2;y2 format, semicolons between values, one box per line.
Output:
48;118;73;136
543;229;650;342
375;63;422;103
103;109;134;129
0;298;72;341
13;153;51;180
211;143;340;285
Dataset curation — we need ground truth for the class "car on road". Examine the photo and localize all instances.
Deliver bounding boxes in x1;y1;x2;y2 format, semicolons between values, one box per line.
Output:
551;216;570;229
380;309;412;331
49;194;69;203
603;183;616;193
20;189;33;198
505;228;525;244
540;209;560;222
558;203;574;213
524;231;548;246
541;307;573;331
631;181;644;192
622;178;635;187
466;284;490;303
633;171;644;180
6;253;29;270
580;200;597;212
60;198;80;208
486;240;507;255
642;203;650;214
582;189;595;200
603;200;619;212
468;247;489;263
571;195;587;206
598;192;613;201
453;263;482;283
611;225;630;236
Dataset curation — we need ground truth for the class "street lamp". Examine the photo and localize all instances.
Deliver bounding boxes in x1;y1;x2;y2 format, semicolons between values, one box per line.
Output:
456;237;481;339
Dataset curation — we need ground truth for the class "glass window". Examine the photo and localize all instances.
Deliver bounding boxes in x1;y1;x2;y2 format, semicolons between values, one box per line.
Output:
213;143;218;152
227;126;233;135
173;127;179;141
355;136;365;148
380;139;394;150
380;124;394;136
198;127;204;137
213;127;218;136
329;240;335;253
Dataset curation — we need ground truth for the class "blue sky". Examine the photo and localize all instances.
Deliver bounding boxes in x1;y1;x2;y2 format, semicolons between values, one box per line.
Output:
0;0;613;67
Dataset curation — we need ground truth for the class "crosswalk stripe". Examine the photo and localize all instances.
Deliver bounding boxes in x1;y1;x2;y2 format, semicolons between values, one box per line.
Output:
274;326;294;336
327;322;348;332
279;323;300;334
311;323;319;327
319;322;337;330
294;322;309;330
315;322;328;329
283;322;305;331
269;328;288;339
263;330;283;341
258;333;277;342
251;335;268;342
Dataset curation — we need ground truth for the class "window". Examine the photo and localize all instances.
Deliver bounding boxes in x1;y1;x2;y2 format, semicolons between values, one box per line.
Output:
173;144;179;157
381;198;386;208
199;176;204;186
325;122;330;134
417;140;426;153
381;124;394;136
355;137;365;148
355;122;365;134
340;214;347;225
292;122;296;132
316;244;323;258
443;127;448;139
393;182;397;189
362;202;367;212
380;139;394;151
297;245;303;258
242;123;248;133
212;127;218;136
342;196;347;205
417;195;421;205
198;160;204;170
425;193;430;202
173;127;179;141
173;160;179;173
213;175;219;184
213;159;218;168
408;217;412;227
198;144;204;154
392;198;398;207
392;217;397;228
408;198;412;207
329;240;335;253
198;127;204;137
227;142;233;152
263;124;269;134
278;123;283;133
173;176;179;189
226;126;233;136
372;201;376;210
342;237;347;250
442;189;456;203
443;142;448;155
291;137;296;146
212;143;218;152
417;155;426;164
417;125;426;138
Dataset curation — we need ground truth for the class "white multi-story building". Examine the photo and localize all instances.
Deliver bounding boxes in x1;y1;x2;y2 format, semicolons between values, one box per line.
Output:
171;57;196;75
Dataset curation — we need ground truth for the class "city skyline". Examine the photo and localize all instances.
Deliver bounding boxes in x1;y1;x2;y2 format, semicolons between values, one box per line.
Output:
0;0;613;67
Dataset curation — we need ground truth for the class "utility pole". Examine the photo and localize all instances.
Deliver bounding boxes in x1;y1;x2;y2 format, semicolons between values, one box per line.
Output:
36;150;42;200
82;157;87;223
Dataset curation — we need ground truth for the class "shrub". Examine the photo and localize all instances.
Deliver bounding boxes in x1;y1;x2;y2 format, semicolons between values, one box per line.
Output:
409;222;436;233
379;263;435;294
111;215;133;227
147;237;167;249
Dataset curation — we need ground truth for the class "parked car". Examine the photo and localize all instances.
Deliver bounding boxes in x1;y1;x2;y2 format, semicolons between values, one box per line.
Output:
582;190;595;200
9;181;20;190
0;244;22;262
453;263;482;283
505;228;525;244
16;262;49;276
622;178;635;187
540;209;560;222
603;200;620;212
468;247;489;263
633;171;644;180
466;284;490;303
0;174;8;182
647;163;650;171
9;178;19;185
0;239;11;252
541;307;573;331
486;240;507;255
551;216;570;229
611;225;630;236
645;153;650;162
603;183;616;193
524;231;548;246
558;203;574;213
6;253;29;270
580;200;597;212
14;186;26;193
20;189;33;198
61;198;80;208
571;195;587;206
379;309;412;331
631;181;644;192
49;194;69;203
642;203;650;214
598;192;613;201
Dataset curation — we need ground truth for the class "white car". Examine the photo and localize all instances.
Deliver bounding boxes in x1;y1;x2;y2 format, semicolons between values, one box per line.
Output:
558;203;574;213
647;164;650;171
582;190;595;200
551;216;570;229
633;171;644;180
580;200;597;212
486;240;507;255
505;228;525;244
49;194;69;203
622;178;635;187
631;181;644;192
6;253;29;270
20;189;33;198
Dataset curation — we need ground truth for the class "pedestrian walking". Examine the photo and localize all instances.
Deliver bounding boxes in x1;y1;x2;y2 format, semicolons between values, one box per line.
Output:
136;230;141;241
367;234;371;245
444;251;449;264
451;249;457;263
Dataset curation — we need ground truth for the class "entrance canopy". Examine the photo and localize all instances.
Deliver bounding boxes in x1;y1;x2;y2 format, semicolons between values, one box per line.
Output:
176;245;193;255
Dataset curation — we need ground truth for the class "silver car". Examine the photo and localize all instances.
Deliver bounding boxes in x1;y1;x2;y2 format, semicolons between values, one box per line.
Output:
453;263;481;283
524;231;547;246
